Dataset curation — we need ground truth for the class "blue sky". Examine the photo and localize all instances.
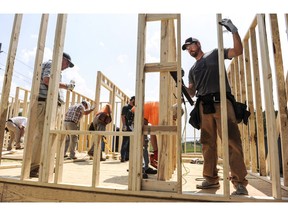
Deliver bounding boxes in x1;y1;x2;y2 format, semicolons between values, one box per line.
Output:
1;1;287;139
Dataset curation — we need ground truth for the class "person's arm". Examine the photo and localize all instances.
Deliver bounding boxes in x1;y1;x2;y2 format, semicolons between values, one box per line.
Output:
42;76;74;90
83;107;95;115
121;115;127;131
186;84;196;98
227;32;243;58
218;19;243;58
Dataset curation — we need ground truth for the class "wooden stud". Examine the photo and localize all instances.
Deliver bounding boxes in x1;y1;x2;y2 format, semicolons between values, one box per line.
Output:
216;13;230;198
269;14;288;186
243;39;257;172
130;14;146;191
39;14;68;183
21;14;49;180
250;26;267;176
0;14;22;162
257;14;281;199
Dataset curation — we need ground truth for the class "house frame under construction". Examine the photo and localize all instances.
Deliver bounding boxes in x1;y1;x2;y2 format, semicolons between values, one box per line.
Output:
0;13;288;202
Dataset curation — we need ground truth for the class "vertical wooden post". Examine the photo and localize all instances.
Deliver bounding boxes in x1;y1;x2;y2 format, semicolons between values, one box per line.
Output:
39;14;67;183
269;14;288;186
257;14;281;199
13;87;20;116
130;14;146;191
0;14;22;162
250;26;267;176
176;14;182;193
158;19;174;181
21;14;49;179
91;134;101;187
243;39;257;172
239;55;250;168
216;13;230;197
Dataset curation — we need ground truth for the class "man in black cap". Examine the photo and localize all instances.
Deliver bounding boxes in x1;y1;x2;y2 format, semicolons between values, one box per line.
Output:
29;52;76;178
183;19;248;195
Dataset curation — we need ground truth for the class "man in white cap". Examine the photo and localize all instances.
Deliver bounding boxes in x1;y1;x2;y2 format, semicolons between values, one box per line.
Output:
30;52;76;178
64;100;95;159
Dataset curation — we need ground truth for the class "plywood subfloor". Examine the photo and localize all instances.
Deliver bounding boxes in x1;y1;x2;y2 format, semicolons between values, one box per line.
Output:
1;149;288;199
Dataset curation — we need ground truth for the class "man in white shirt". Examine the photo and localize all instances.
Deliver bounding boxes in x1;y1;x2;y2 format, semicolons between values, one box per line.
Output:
5;116;28;150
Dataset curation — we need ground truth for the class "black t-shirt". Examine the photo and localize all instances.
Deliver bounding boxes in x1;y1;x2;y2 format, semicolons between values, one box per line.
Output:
121;104;134;129
188;48;232;97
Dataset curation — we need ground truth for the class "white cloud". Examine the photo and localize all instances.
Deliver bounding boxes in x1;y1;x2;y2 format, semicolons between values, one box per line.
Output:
20;48;36;64
117;54;128;64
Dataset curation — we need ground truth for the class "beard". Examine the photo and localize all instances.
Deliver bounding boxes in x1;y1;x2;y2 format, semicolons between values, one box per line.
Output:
189;48;199;58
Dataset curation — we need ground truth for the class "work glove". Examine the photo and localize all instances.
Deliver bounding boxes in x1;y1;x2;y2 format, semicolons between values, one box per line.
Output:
218;18;238;33
67;80;75;91
67;83;75;91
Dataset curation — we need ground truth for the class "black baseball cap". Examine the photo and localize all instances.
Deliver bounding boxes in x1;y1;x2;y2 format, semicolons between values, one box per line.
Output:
181;37;199;51
63;52;74;68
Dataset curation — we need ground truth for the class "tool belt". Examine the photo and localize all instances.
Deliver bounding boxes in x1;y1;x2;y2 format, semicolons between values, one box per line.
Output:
189;92;251;129
198;93;221;114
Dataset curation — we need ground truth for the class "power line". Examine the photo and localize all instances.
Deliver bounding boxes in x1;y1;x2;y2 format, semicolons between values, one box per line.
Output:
1;50;34;70
0;62;32;85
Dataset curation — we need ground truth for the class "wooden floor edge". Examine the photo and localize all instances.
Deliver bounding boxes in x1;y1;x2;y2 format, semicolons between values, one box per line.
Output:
0;178;285;202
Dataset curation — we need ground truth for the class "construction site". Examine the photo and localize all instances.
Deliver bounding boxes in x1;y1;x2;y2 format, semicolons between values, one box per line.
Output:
0;13;288;202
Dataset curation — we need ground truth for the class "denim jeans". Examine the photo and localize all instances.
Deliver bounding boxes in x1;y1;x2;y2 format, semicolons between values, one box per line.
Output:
143;135;149;170
120;136;130;160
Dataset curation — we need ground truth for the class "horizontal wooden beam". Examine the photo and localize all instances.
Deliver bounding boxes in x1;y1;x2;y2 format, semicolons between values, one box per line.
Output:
146;14;178;22
143;125;177;135
144;62;177;73
141;179;178;192
50;130;134;136
0;179;281;202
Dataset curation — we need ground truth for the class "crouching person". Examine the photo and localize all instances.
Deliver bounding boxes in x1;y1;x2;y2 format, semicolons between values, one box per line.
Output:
88;104;112;160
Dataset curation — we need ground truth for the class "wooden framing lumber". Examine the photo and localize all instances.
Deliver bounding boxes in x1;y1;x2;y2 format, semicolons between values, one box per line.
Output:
216;14;230;198
130;14;146;191
144;62;177;73
0;14;22;163
249;26;266;176
238;55;250;168
257;14;281;199
21;14;49;180
243;39;257;172
39;14;67;183
1;13;288;202
269;14;288;186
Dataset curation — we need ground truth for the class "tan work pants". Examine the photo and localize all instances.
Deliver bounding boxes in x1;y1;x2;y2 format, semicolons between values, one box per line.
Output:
199;100;248;187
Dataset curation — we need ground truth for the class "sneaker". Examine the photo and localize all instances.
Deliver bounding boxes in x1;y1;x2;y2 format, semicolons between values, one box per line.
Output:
88;150;94;157
145;167;157;175
196;180;220;189
67;156;77;160
142;173;148;179
29;166;39;178
231;184;248;195
29;171;39;178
